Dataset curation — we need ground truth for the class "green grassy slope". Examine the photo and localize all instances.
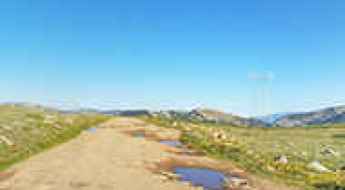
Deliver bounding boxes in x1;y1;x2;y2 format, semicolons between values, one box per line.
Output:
0;105;109;171
145;116;345;190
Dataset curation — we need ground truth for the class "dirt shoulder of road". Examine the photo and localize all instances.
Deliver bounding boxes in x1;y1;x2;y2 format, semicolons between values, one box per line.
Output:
0;118;198;190
0;117;298;190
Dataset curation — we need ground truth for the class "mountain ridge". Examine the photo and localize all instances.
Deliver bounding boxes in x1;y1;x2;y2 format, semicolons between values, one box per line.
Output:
3;103;345;127
274;105;345;127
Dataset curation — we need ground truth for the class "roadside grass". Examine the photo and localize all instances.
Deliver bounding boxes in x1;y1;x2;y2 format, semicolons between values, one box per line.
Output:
144;116;345;190
0;105;109;171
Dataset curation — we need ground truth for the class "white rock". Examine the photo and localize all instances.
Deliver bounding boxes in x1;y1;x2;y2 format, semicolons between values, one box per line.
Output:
308;161;331;173
321;147;340;157
0;125;12;131
213;132;227;141
0;136;14;146
275;155;289;164
226;177;249;189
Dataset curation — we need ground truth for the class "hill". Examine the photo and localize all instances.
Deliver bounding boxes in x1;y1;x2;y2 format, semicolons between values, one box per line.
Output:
154;108;269;127
275;106;345;127
0;104;108;170
256;113;292;124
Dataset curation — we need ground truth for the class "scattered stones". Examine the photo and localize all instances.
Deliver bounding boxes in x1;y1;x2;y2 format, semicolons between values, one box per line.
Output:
0;136;14;146
159;171;180;181
274;155;289;164
226;177;250;189
307;161;331;173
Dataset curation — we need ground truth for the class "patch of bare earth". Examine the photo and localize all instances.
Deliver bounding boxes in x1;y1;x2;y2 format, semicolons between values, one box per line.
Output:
0;117;299;190
120;120;299;190
0;118;197;190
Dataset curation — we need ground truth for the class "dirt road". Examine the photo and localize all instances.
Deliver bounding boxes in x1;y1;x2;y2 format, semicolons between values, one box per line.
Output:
0;118;197;190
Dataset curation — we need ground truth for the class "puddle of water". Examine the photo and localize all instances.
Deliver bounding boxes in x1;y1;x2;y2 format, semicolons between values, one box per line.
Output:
174;167;227;190
87;128;97;133
160;140;183;148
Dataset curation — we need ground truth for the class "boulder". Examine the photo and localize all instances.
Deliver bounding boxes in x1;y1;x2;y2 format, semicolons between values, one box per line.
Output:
308;161;331;173
321;147;340;157
274;155;289;164
212;132;227;141
226;177;250;189
159;171;180;181
0;136;14;146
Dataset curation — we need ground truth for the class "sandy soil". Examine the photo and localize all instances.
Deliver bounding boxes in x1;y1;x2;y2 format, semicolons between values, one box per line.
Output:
0;118;198;190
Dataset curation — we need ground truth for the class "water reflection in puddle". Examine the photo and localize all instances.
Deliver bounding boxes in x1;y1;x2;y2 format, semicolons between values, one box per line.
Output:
174;167;227;190
160;140;183;148
87;127;97;133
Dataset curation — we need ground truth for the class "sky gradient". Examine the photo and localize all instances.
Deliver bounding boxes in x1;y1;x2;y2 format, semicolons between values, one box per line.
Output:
1;0;344;116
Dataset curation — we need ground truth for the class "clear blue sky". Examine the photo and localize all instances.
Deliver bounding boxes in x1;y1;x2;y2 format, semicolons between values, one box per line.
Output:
1;0;344;116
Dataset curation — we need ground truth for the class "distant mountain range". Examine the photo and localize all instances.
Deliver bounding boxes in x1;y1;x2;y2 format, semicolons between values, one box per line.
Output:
273;106;345;127
256;113;290;124
187;109;269;127
154;106;345;127
153;108;269;127
100;110;151;117
3;102;345;127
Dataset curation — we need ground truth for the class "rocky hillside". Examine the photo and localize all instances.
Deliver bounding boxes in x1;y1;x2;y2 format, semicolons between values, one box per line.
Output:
0;104;108;170
63;105;345;128
154;109;269;127
256;113;291;124
275;105;345;127
188;109;269;127
154;105;345;128
101;110;151;117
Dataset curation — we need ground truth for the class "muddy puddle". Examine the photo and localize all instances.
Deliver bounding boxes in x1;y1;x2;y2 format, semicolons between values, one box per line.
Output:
160;140;183;148
174;167;228;190
126;129;205;157
87;127;97;133
127;128;249;190
153;155;250;190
